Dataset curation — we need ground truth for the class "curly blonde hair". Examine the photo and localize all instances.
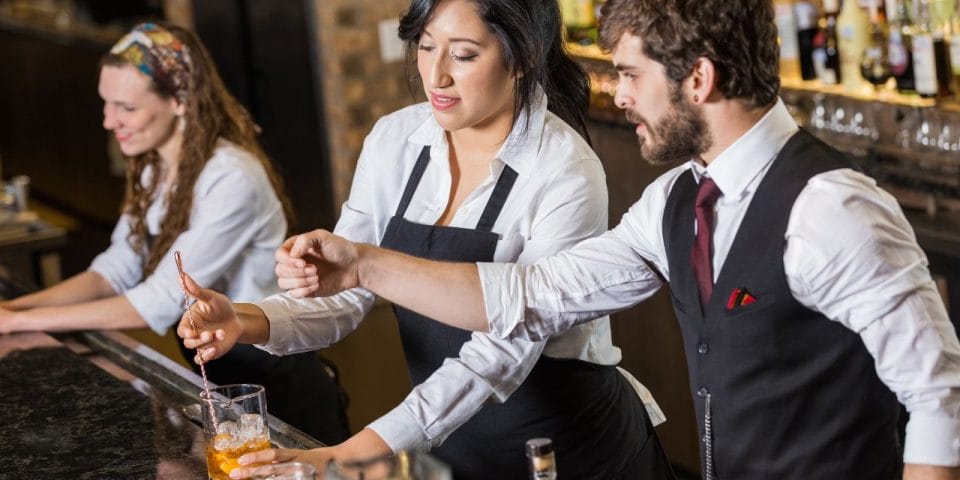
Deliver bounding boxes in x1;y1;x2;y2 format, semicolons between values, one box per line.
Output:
101;24;294;280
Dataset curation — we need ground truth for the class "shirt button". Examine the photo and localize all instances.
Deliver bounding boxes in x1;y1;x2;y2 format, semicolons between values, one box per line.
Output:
697;343;709;355
697;387;709;397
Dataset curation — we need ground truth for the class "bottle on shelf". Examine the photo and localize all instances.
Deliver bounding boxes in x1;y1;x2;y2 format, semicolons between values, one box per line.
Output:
526;438;558;480
888;0;917;93
795;0;821;80
776;0;803;80
838;0;872;92
951;0;960;97
913;0;949;97
813;0;843;84
862;0;894;87
560;0;597;45
932;0;955;96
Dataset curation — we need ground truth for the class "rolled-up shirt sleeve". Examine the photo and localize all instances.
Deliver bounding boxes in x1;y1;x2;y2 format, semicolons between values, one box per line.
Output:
479;187;669;342
786;170;960;467
110;165;281;334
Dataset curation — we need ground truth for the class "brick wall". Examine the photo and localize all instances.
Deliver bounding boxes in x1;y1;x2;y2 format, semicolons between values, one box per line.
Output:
310;0;420;207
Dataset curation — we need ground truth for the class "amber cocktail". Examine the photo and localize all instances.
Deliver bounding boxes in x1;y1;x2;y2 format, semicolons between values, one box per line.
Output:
201;384;271;480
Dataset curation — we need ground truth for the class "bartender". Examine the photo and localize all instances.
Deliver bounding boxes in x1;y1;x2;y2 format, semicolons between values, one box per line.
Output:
178;0;676;478
0;23;349;445
261;0;960;479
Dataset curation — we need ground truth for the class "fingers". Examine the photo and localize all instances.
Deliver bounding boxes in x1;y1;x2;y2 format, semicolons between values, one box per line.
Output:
275;262;316;280
276;235;306;268
289;230;329;258
182;273;215;303
229;448;299;479
277;274;319;292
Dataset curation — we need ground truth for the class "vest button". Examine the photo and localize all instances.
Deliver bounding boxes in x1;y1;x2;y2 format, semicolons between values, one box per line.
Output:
697;343;709;354
697;387;709;397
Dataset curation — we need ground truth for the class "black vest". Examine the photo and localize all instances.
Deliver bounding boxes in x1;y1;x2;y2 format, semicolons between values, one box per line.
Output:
663;130;901;479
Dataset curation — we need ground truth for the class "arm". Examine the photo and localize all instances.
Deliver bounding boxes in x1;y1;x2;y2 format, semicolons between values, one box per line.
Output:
0;276;148;333
2;271;116;310
282;209;665;341
0;217;151;333
786;171;960;477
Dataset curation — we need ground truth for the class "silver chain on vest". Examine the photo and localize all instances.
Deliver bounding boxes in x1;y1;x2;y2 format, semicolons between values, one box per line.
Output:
704;393;714;480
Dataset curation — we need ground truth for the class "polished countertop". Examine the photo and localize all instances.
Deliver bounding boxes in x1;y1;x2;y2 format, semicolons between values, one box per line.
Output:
0;330;322;479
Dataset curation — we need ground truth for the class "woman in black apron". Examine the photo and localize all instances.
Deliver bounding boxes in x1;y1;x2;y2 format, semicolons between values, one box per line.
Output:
179;0;674;478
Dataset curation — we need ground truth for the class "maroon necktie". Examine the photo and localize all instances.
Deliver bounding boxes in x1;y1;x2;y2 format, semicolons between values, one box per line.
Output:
691;177;722;309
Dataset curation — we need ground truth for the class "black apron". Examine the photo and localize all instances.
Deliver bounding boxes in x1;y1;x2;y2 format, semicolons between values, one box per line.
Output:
380;146;673;480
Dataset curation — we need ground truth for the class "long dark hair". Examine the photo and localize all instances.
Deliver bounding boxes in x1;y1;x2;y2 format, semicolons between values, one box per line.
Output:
101;24;294;279
398;0;592;144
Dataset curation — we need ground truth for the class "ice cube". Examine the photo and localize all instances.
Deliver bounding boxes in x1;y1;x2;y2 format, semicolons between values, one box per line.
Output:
216;420;239;437
240;413;265;439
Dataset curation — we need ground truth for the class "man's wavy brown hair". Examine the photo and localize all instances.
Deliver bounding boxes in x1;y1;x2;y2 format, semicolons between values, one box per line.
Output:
598;0;780;109
101;24;294;280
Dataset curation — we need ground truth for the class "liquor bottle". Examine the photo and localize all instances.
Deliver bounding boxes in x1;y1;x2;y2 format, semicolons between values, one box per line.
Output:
776;0;802;80
838;0;872;92
813;0;843;84
914;0;942;96
560;0;596;45
526;438;557;480
795;0;821;80
888;0;916;92
931;1;955;96
951;1;960;97
862;1;894;87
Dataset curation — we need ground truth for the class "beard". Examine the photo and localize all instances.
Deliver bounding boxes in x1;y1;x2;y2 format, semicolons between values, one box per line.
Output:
627;88;712;166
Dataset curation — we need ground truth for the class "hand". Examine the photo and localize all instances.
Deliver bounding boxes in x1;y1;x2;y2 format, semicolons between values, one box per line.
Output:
0;306;18;335
228;446;337;479
175;273;240;364
229;428;392;479
275;229;361;298
904;464;960;480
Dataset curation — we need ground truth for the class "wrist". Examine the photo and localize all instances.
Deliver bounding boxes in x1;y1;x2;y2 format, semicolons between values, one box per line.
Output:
355;244;374;291
235;303;270;344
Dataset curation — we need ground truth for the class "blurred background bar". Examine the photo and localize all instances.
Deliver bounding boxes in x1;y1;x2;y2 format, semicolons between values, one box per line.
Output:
2;1;959;478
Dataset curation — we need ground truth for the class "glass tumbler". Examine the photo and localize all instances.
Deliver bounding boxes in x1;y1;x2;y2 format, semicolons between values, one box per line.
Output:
201;384;271;480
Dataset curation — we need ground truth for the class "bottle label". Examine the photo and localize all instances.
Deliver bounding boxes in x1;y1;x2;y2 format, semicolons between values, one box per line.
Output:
951;35;960;75
813;48;839;84
776;4;800;59
913;34;938;94
889;32;910;75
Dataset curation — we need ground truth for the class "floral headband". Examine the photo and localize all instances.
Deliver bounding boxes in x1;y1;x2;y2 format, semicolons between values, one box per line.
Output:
110;23;192;100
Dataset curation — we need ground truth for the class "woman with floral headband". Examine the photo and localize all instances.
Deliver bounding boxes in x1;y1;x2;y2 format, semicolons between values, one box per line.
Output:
0;22;350;445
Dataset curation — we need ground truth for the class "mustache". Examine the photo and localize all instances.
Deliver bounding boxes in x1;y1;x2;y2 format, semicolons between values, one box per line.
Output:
625;109;645;126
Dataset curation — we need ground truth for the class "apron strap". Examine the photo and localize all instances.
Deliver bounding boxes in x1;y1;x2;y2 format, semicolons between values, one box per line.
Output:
394;146;432;218
475;165;518;232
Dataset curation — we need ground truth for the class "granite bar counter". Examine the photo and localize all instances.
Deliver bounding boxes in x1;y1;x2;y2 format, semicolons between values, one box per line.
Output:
0;330;323;479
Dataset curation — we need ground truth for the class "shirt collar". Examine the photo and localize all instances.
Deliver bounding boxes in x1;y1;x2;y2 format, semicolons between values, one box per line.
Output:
405;86;549;177
690;98;799;200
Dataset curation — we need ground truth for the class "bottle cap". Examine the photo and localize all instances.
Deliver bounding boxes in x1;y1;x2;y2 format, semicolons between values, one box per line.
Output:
526;438;554;457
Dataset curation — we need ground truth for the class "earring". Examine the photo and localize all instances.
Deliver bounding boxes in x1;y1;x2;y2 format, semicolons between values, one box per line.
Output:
693;94;700;102
177;116;186;132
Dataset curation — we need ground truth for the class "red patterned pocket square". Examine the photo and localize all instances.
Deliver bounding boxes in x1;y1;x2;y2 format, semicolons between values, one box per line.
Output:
727;287;758;310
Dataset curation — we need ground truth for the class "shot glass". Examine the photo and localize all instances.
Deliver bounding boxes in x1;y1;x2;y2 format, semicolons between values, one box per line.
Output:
201;384;271;480
326;451;451;480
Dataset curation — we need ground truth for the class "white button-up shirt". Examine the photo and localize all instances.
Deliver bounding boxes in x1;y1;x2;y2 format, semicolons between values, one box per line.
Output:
89;140;287;333
479;99;960;467
255;91;663;452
